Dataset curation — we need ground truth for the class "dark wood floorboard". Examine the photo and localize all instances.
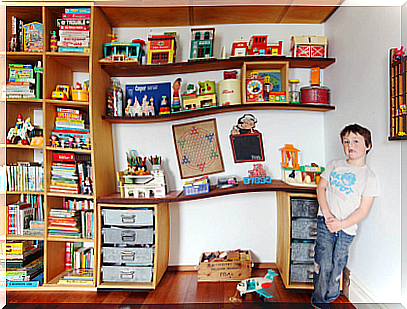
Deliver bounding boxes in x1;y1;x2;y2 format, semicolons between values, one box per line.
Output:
6;268;355;308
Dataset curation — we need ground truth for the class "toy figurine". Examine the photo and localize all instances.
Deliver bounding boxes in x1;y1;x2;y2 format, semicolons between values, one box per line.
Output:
237;269;278;300
393;46;405;62
50;134;59;147
60;140;65;148
68;136;74;148
83;177;93;195
83;137;91;150
75;137;82;149
8;34;17;52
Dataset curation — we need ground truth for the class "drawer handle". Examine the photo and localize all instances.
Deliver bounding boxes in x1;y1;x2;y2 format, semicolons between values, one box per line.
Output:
121;231;136;242
307;269;314;280
309;226;317;237
121;214;136;223
120;270;134;279
121;251;135;261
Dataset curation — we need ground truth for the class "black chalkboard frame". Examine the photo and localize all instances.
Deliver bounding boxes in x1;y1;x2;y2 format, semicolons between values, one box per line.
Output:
230;132;265;163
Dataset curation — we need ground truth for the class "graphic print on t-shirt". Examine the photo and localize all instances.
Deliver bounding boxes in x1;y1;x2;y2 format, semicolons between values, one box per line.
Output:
330;171;356;195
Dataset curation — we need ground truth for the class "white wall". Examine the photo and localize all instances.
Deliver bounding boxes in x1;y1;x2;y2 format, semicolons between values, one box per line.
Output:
111;24;326;265
401;3;407;307
324;6;402;303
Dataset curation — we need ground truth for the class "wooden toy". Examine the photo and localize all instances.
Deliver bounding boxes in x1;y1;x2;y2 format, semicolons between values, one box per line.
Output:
52;85;71;100
171;78;182;112
102;37;145;64
23;22;43;52
243;164;271;185
231;38;248;57
181;90;199;110
300;67;330;105
237;269;278;300
6;116;34;145
290;35;327;58
147;32;176;64
279;143;324;187
189;28;215;60
246;72;264;102
393;46;405;62
197;80;217;107
247;35;283;56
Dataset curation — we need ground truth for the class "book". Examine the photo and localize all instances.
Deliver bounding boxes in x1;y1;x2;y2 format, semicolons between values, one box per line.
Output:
57;18;90;26
60;25;90;31
61;268;93;280
7;272;44;287
57;46;90;53
56;111;82;120
4;240;34;255
57;279;93;284
65;8;91;14
59;30;90;37
62;13;91;19
57;107;80;114
57;41;90;48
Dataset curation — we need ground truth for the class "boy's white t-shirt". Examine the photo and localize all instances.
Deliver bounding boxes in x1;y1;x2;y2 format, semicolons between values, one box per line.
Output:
318;159;378;235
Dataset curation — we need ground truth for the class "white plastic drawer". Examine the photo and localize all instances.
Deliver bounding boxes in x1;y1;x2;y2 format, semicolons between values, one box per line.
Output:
102;246;154;264
102;227;154;245
102;265;153;283
102;209;154;226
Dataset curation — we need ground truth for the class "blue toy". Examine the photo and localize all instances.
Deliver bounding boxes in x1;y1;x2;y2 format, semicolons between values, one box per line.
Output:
236;269;278;300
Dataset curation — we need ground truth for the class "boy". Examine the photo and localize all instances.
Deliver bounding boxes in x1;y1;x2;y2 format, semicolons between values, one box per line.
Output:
311;124;378;309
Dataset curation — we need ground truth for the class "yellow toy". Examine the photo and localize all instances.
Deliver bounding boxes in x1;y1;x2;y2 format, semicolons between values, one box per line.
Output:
52;85;71;101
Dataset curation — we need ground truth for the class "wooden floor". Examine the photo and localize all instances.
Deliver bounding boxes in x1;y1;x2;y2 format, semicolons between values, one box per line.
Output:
6;268;355;308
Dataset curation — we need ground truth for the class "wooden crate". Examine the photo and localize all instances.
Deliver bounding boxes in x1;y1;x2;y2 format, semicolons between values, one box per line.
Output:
197;250;253;282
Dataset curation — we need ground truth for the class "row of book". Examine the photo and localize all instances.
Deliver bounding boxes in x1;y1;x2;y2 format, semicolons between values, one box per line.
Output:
57;8;91;53
48;208;94;239
5;240;44;287
5;162;44;192
65;242;94;272
63;197;94;211
8;202;36;235
9;16;43;52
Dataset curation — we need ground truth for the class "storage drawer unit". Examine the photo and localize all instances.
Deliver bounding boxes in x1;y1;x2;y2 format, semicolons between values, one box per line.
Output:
102;209;154;226
102;247;154;264
290;264;314;283
291;241;315;263
291;198;318;218
102;265;153;283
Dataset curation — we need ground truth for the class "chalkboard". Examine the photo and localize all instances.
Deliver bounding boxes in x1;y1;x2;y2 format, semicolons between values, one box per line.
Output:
230;132;265;163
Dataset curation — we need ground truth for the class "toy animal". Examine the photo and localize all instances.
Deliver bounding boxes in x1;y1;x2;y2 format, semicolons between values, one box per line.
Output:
237;269;278;300
6;117;34;145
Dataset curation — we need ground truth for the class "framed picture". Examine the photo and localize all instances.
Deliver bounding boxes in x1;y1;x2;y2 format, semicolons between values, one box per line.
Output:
172;118;224;179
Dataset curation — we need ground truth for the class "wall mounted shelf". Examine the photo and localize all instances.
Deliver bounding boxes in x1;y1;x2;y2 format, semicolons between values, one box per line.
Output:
100;56;336;77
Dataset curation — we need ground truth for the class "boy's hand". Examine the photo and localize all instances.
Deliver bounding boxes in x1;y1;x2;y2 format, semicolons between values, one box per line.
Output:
325;217;343;233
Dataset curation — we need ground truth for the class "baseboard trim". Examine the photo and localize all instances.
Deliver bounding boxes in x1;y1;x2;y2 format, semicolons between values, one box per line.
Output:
168;262;277;272
350;274;393;309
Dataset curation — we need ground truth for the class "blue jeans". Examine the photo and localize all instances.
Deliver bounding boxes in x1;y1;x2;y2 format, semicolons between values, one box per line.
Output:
311;216;355;304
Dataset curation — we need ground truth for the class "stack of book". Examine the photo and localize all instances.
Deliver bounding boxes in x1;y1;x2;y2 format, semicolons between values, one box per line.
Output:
7;201;35;235
51;107;90;148
65;242;94;270
29;220;45;235
50;152;79;194
57;7;91;53
48;209;81;239
6;162;44;192
22;194;44;221
5;241;44;287
58;268;93;285
6;64;36;99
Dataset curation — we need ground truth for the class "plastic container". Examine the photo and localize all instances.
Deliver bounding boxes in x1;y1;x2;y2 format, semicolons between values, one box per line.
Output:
289;79;300;104
72;89;89;102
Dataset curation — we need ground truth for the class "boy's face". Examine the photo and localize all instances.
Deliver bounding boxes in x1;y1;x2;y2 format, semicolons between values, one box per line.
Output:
342;132;370;163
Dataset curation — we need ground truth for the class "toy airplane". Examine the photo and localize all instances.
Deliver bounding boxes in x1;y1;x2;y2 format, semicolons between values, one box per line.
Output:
237;269;278;300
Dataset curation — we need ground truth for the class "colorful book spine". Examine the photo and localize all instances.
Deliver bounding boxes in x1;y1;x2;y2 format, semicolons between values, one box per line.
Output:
57;41;90;48
57;18;90;26
65;8;91;14
60;25;89;31
57;46;90;53
62;13;91;19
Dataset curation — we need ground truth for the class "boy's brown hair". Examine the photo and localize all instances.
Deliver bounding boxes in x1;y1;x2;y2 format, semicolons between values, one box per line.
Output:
340;124;372;154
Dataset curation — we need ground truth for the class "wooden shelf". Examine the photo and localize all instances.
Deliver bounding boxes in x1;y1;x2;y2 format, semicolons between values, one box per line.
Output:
97;281;154;289
7;234;44;240
7;190;44;195
45;146;92;154
6;144;44;150
6;98;43;104
6;51;43;60
100;56;336;77
47;237;94;243
388;136;407;141
45;52;90;73
103;103;335;124
45;99;89;107
47;192;94;199
97;180;316;205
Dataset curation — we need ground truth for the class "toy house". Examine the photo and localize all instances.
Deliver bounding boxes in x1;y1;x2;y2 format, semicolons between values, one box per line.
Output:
290;35;328;58
147;33;177;64
189;28;215;60
231;38;248;56
102;39;145;63
247;35;283;56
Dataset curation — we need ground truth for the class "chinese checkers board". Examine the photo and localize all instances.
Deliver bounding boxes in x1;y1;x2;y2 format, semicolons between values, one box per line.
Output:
172;119;224;179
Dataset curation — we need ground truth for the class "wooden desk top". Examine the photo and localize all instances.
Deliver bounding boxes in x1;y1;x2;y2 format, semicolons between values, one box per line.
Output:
97;180;316;205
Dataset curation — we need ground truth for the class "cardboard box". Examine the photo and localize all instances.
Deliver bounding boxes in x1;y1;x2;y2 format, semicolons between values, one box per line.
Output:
197;250;253;282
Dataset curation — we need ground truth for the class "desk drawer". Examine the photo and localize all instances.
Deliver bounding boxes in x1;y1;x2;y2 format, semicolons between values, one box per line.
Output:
102;227;154;245
102;247;154;264
102;209;154;226
291;198;318;218
291;219;317;240
102;265;153;282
